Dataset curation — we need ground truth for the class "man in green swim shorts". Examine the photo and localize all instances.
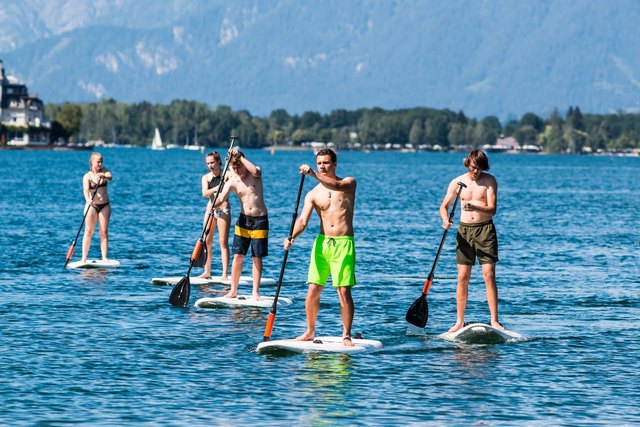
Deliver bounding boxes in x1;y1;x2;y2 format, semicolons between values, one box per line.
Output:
284;148;357;347
440;150;503;333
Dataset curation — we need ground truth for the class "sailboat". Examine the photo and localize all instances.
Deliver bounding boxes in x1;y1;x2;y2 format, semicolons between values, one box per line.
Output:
151;128;165;150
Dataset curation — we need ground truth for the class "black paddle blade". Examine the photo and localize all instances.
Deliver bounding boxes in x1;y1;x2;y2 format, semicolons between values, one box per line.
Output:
406;295;428;328
169;276;191;307
193;244;207;268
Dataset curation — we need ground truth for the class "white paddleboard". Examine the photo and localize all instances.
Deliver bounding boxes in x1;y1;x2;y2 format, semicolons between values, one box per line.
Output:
257;336;383;354
194;295;292;309
66;259;121;269
150;275;276;286
439;322;522;344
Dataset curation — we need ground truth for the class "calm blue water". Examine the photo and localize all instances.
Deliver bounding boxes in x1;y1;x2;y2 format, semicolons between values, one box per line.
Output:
1;148;638;426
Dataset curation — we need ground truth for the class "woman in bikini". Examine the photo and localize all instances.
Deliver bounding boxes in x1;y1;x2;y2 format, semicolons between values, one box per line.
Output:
81;152;113;262
198;151;231;279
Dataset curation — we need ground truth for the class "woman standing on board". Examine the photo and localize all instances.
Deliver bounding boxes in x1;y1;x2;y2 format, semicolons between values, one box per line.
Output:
198;151;231;279
81;152;113;262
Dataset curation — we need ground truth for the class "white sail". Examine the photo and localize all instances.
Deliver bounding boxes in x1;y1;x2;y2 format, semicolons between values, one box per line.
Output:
151;128;165;150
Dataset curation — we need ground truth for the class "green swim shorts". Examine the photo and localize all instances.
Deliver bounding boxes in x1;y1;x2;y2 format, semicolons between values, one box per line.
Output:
456;220;499;265
308;235;356;288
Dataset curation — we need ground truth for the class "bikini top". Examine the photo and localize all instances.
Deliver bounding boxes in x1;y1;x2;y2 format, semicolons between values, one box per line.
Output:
208;175;222;189
89;179;108;190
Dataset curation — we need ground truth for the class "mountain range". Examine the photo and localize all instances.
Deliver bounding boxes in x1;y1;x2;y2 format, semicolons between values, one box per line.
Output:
1;0;639;120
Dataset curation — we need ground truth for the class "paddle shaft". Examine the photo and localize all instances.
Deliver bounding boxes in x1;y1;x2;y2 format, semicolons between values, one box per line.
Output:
64;176;102;267
263;174;306;341
420;182;466;294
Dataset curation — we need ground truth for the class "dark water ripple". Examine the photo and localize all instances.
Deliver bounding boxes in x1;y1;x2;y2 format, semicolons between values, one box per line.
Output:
1;149;639;425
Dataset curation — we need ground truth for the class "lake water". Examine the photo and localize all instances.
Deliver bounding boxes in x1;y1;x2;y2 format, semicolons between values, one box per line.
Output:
1;148;638;426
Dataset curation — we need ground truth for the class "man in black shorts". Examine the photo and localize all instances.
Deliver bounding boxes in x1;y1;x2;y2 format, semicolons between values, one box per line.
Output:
215;149;268;300
440;150;502;332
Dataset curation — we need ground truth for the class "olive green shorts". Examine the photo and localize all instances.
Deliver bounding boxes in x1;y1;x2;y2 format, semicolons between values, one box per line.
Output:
308;235;356;288
456;220;499;265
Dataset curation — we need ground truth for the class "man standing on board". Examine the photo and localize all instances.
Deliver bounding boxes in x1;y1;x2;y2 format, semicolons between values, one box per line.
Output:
215;149;268;300
284;148;358;347
440;149;503;332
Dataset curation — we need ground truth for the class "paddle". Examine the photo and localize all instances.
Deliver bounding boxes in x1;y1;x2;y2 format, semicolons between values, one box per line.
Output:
262;173;306;341
406;181;466;328
64;177;102;268
169;136;237;307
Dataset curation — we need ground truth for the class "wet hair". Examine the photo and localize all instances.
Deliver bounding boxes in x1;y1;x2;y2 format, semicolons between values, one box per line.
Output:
315;148;337;163
463;150;490;171
89;152;103;170
206;151;221;164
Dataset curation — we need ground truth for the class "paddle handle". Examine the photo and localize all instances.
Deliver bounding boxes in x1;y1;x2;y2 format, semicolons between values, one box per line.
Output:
420;182;466;294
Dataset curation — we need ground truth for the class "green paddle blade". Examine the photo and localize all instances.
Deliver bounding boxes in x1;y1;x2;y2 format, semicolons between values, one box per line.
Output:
406;294;428;328
193;244;207;268
169;276;191;307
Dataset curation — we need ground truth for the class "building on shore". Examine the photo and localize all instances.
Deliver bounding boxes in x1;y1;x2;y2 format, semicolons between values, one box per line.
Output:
0;59;51;147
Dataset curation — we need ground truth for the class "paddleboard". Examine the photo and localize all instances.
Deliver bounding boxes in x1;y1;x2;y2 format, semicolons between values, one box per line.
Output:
194;295;292;309
439;322;522;344
257;336;383;355
66;259;121;269
150;275;276;286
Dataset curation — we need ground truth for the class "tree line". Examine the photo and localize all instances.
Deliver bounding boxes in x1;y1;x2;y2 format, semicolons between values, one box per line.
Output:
45;99;640;153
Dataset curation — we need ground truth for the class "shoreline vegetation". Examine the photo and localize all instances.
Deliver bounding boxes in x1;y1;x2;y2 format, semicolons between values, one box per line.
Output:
6;100;638;155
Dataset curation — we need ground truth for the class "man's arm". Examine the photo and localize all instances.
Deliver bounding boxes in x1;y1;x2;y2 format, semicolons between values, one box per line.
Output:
439;180;458;229
213;179;233;207
300;164;356;191
239;156;261;178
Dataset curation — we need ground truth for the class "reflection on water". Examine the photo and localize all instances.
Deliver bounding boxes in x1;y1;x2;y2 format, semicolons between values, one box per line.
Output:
77;268;109;284
449;346;502;380
299;354;356;424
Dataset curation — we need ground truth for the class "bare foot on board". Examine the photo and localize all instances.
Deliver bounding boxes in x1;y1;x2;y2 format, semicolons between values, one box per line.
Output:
197;273;212;279
224;291;237;298
296;331;314;341
448;321;465;333
491;320;505;331
342;336;355;347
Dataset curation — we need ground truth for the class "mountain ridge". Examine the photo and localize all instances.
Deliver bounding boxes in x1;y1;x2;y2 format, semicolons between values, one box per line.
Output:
1;0;639;120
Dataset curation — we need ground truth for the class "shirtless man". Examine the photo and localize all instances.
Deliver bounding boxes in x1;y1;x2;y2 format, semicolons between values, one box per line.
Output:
284;148;357;347
198;151;231;280
440;149;502;333
215;149;268;300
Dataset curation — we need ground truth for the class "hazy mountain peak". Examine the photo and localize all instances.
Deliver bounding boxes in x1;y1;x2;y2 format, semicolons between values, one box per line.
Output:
2;0;639;119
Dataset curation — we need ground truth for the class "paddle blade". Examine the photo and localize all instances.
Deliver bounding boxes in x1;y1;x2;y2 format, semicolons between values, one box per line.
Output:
169;276;191;307
193;244;207;268
406;294;428;328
